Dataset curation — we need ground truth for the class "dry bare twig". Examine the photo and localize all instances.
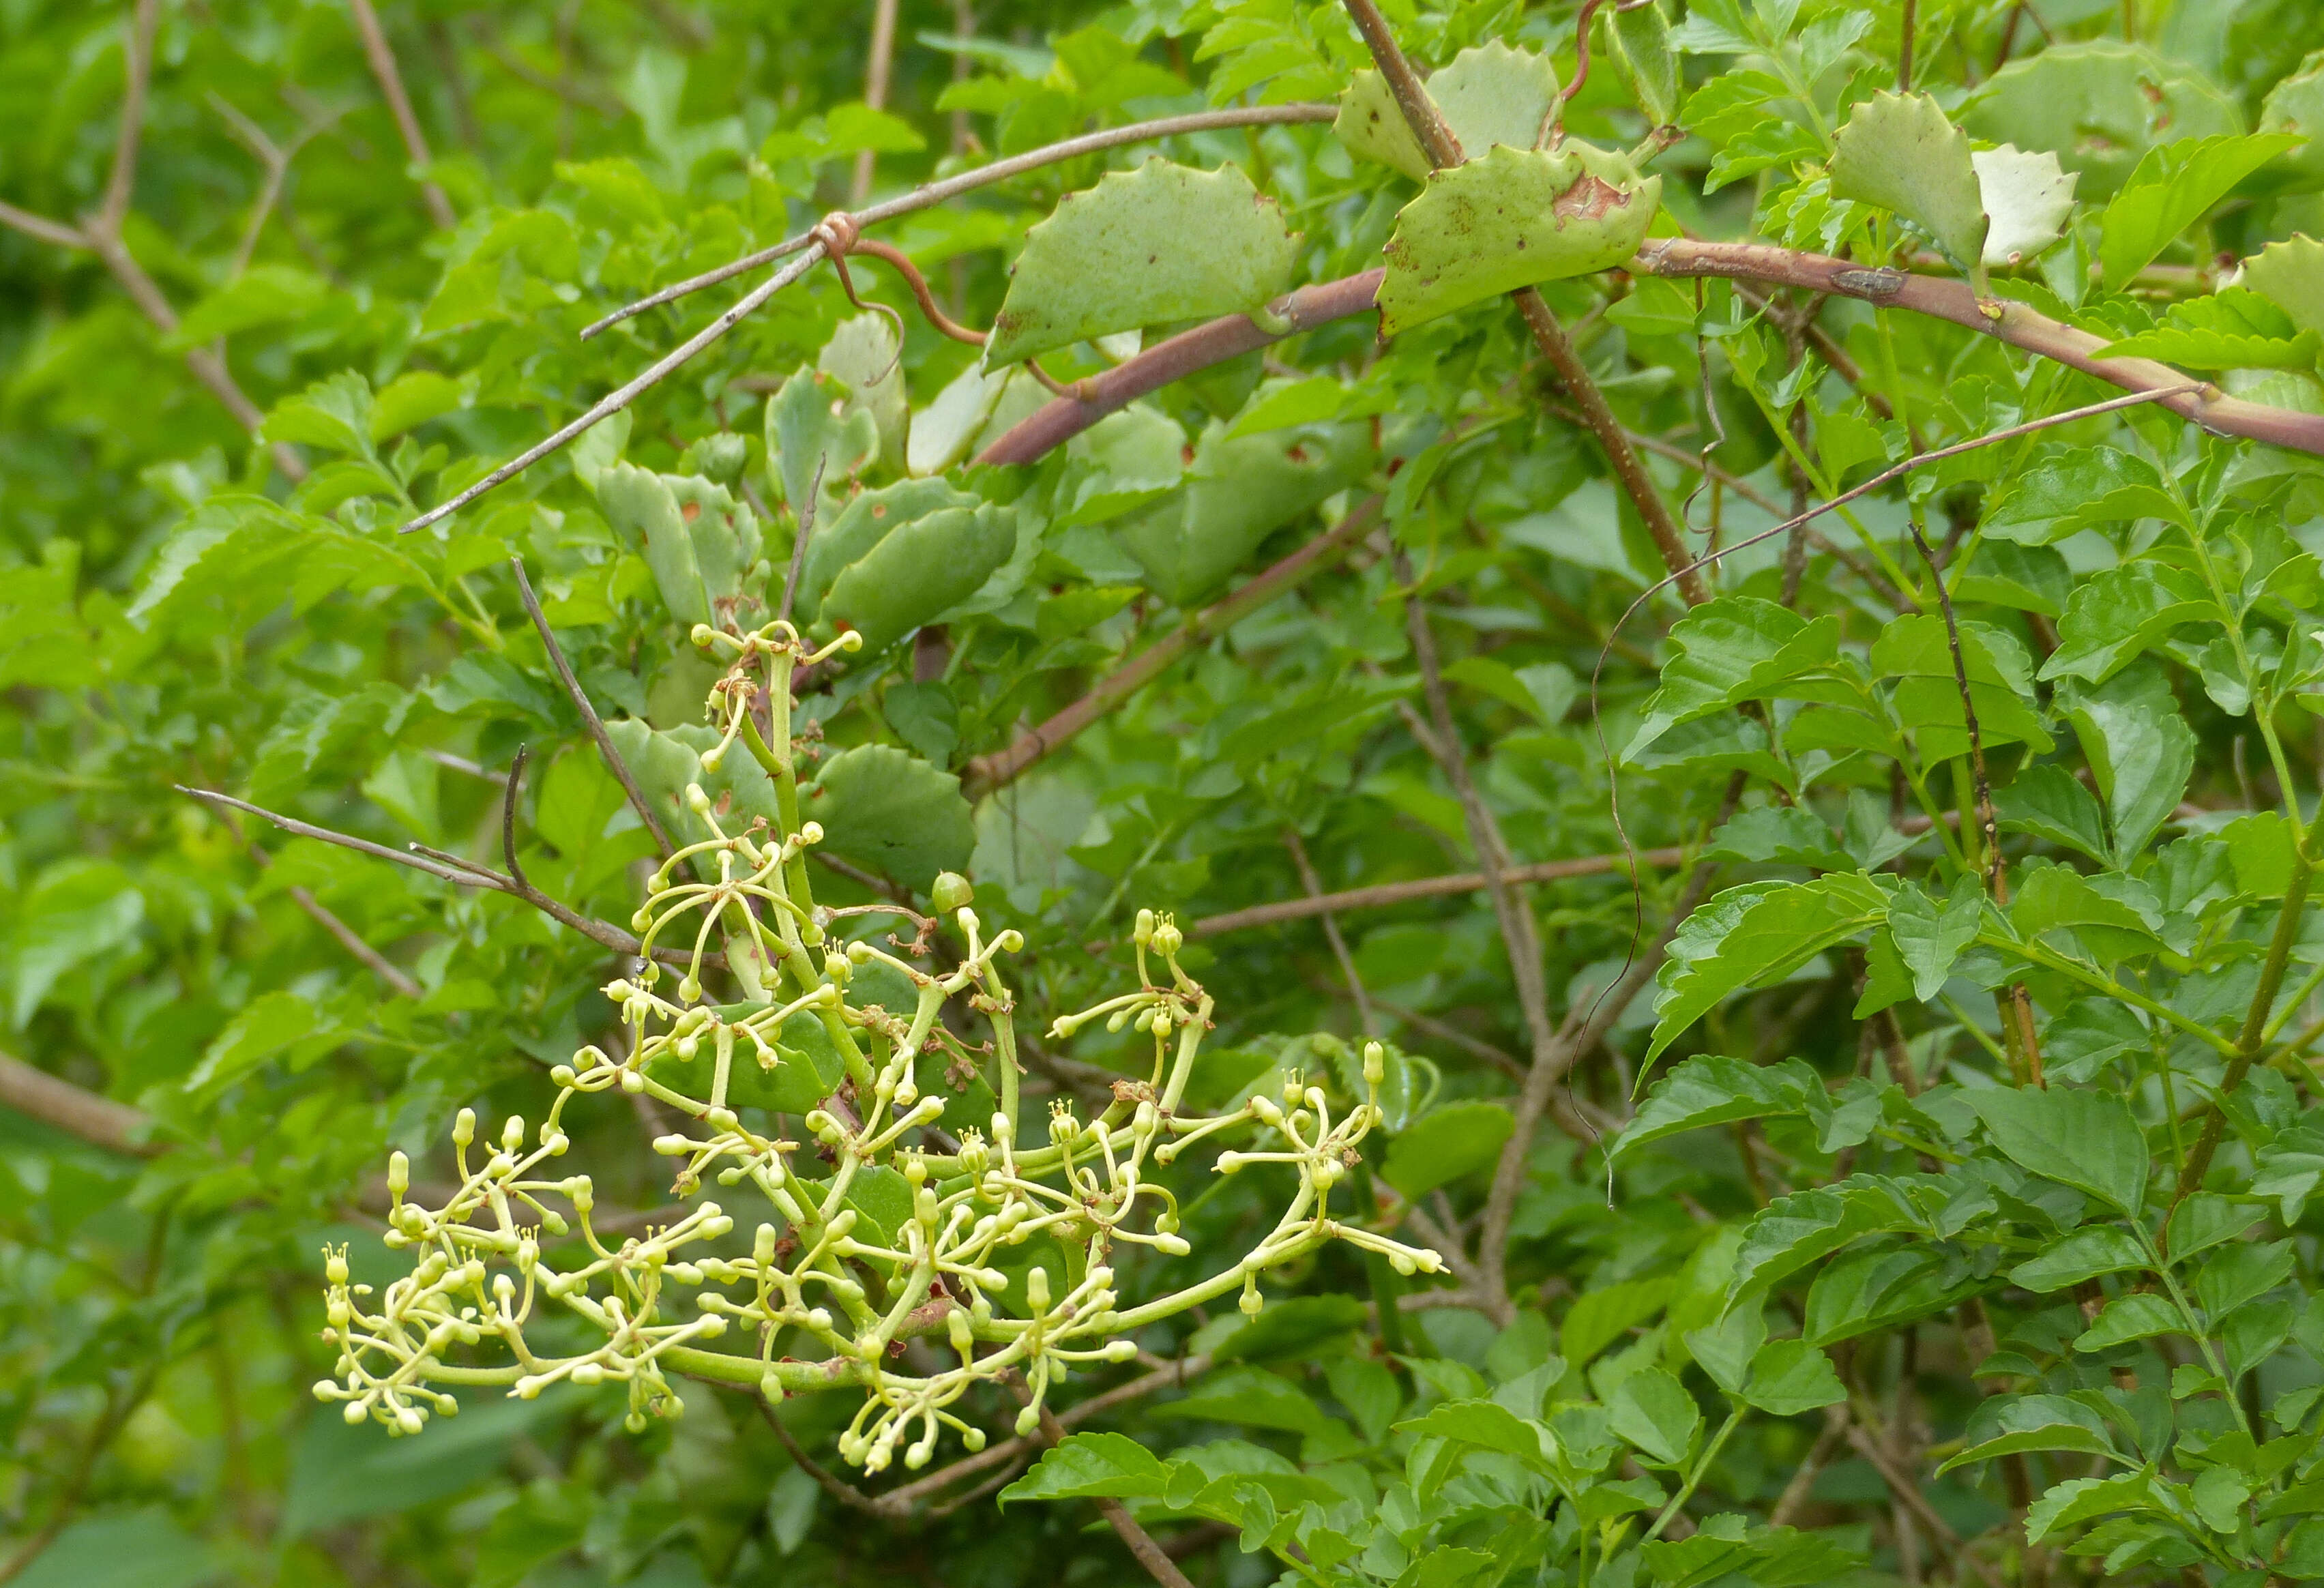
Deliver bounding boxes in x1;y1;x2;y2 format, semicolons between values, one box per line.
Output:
345;0;458;229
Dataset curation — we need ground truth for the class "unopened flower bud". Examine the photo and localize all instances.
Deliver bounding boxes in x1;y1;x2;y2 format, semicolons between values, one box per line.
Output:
387;1150;409;1199
452;1108;476;1148
930;872;974;913
1134;909;1155;946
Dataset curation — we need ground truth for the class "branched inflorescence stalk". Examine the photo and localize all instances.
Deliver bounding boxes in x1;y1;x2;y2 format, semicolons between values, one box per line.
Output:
319;617;1439;1471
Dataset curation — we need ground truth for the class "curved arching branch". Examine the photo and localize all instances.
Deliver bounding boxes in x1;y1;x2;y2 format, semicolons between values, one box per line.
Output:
976;247;2324;465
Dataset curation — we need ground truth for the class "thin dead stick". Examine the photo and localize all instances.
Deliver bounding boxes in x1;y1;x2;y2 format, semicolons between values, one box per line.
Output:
1033;1406;1196;1588
1396;549;1549;1325
758;1398;900;1520
583;104;1338;338
175;786;714;969
1284;827;1377;1034
0;1050;158;1157
229;819;423;998
850;0;902;207
1844;1422;2005;1588
400;246;827;533
1196;844;1690;936
960;496;1381;796
1769;1404;1850;1527
346;0;457;229
1208;807;1973;938
207;91;345;278
1600;384;2202;638
777;456;827;626
511;556;677;859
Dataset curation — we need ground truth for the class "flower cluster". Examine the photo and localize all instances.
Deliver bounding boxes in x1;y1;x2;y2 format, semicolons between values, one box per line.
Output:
319;619;1439;1470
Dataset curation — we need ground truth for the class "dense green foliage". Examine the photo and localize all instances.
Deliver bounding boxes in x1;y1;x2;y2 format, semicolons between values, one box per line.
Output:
16;0;2324;1585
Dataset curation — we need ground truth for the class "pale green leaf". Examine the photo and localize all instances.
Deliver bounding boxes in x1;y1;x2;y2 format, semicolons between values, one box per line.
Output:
1829;92;1989;281
803;744;975;890
2241;233;2324;336
1972;145;2076;266
2061;664;2199;864
2007;1226;2148;1292
1378;142;1661;334
986;160;1296;365
1334;42;1562;181
1965;42;2244;201
1886;877;1983;1001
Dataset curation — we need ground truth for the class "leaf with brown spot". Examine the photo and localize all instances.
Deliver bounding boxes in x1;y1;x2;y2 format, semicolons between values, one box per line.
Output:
1377;142;1661;335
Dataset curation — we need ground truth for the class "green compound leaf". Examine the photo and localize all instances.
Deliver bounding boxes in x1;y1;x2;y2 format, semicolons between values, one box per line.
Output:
1649;874;1893;1060
1829;91;1990;286
1393;1398;1546;1460
1935;1397;2121;1475
1623;596;1839;759
2062;667;2198;867
1727;1181;1919;1306
1608;1366;1699;1465
2023;1471;2160;1545
986;160;1297;366
2241;234;2324;336
1885;877;1984;1002
801;744;975;890
2007;1226;2148;1293
1971;145;2077;267
2070;1291;2181;1351
2098;133;2299;289
999;1432;1177;1505
1611;1055;1824;1162
1965;1085;2150;1216
1335;41;1563;181
2095;286;2322;369
1378;142;1661;335
1737;1337;1847;1417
